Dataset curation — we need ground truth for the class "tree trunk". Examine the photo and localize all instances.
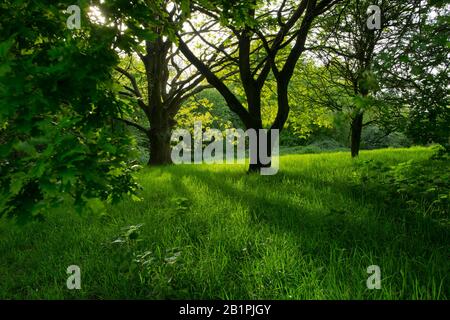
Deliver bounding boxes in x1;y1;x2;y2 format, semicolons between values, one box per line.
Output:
248;128;273;174
351;112;364;158
248;154;272;173
148;114;173;166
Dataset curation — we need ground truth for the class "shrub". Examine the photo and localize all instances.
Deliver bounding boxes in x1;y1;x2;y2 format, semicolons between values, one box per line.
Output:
356;145;450;218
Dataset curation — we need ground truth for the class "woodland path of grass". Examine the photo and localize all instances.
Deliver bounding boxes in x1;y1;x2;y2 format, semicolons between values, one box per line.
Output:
0;147;448;299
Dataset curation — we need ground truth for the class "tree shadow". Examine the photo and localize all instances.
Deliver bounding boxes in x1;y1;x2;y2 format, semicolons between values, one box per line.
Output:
159;165;449;299
176;166;447;249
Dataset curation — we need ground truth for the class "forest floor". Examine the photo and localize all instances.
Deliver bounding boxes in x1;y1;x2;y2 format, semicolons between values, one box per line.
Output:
0;147;448;299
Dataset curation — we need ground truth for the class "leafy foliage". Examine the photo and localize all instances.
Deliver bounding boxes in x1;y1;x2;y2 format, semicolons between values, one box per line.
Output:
357;145;450;218
108;222;185;298
176;94;234;132
0;1;139;221
374;1;450;145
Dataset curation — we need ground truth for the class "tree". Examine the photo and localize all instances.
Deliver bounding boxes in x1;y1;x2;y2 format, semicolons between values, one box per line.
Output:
269;60;335;142
374;0;450;145
0;1;138;220
94;0;233;165
178;0;341;172
307;0;424;157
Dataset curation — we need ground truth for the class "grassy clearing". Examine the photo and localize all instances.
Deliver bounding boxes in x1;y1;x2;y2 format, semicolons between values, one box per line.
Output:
0;147;448;299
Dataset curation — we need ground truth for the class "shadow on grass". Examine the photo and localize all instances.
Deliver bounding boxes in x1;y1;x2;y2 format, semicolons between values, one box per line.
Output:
162;165;449;298
174;167;447;248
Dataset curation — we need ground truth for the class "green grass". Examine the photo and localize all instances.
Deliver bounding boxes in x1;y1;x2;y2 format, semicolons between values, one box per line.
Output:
0;147;448;299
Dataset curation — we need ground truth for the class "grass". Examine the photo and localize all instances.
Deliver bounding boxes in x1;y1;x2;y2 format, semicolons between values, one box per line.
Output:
0;147;448;299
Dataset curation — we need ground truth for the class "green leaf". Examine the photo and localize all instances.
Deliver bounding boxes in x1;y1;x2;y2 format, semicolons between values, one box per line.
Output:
86;198;106;215
0;38;15;58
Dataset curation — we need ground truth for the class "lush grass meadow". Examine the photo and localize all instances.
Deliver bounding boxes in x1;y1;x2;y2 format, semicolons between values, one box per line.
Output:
0;147;448;299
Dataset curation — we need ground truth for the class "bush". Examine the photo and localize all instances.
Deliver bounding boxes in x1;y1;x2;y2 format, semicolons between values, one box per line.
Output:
279;129;306;147
356;145;450;218
361;125;412;149
309;138;347;150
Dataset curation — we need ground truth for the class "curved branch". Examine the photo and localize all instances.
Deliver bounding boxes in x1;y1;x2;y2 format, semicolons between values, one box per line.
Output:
114;118;149;135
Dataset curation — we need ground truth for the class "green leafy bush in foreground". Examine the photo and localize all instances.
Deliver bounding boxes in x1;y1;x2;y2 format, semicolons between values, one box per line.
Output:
0;1;139;221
